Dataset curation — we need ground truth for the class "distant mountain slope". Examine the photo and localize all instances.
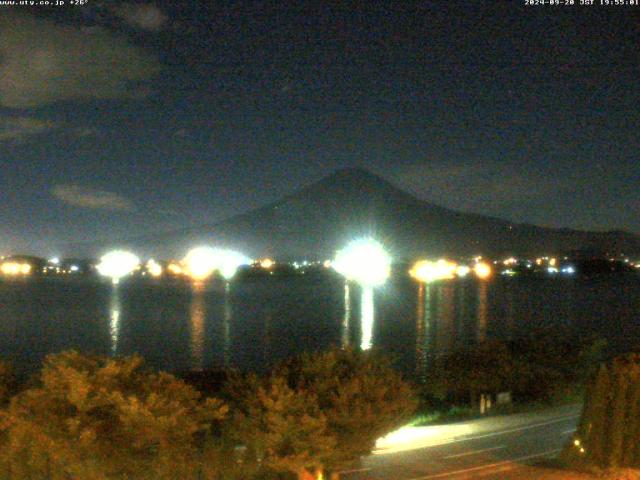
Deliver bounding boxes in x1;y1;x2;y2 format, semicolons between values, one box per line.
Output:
146;167;640;260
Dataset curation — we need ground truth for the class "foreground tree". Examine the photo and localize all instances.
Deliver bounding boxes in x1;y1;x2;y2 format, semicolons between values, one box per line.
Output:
424;332;607;409
230;348;417;479
0;360;15;406
425;339;515;408
562;354;640;469
283;348;418;477
229;374;335;479
0;350;227;479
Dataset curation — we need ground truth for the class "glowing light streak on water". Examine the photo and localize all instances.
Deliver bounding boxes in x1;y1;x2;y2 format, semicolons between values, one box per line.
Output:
415;283;427;382
190;283;206;370
342;283;351;348
360;286;375;350
109;285;121;354
477;282;489;341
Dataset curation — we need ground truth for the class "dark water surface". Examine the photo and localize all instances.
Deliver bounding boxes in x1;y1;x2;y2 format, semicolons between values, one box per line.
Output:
0;275;639;375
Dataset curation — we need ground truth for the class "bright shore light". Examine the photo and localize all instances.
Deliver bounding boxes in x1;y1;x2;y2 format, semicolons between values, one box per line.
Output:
456;265;470;277
0;262;31;276
410;259;457;283
259;258;275;269
473;261;492;279
146;259;163;277
184;247;219;280
96;250;140;283
503;257;517;266
333;238;391;286
184;247;251;281
217;249;251;280
167;262;183;275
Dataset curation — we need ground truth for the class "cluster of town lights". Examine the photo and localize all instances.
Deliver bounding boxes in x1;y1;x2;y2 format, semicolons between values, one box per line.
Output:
409;259;491;283
93;247;253;283
12;242;625;283
0;240;495;284
183;247;251;281
0;261;32;276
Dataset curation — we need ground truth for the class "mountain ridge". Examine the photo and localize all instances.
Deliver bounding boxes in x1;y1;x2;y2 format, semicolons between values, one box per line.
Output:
68;167;640;259
160;167;640;259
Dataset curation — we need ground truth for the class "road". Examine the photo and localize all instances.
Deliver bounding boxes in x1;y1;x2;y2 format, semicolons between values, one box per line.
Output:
340;404;581;480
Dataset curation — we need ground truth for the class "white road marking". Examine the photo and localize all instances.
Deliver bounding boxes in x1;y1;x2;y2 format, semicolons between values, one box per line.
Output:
443;445;506;459
407;448;562;480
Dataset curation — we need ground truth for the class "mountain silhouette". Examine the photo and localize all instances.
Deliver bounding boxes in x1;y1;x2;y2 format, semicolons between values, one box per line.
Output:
137;167;640;260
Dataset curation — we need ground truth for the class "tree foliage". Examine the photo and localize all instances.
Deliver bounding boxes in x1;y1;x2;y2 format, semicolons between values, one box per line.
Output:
563;354;640;469
229;374;335;479
280;348;418;471
424;331;607;407
0;350;227;479
425;339;515;405
229;348;417;478
0;360;15;407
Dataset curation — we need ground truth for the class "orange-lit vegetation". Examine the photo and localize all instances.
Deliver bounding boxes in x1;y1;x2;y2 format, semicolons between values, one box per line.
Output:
561;353;640;472
227;348;417;479
0;351;227;479
0;348;416;480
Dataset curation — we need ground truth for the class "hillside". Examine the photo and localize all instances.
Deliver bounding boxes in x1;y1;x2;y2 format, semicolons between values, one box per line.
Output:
145;167;640;260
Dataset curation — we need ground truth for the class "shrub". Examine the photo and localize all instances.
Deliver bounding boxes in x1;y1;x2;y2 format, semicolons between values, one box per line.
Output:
0;350;227;479
228;348;417;479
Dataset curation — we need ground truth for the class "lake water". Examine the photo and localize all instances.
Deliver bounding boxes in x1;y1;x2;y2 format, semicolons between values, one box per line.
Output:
0;275;639;376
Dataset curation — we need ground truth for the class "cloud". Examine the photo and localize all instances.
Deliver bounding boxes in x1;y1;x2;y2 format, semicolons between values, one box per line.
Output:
0;116;55;142
113;3;168;31
71;127;100;138
52;185;134;211
0;14;160;108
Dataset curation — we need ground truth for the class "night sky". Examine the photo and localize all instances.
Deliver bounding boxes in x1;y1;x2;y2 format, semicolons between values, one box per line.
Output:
1;1;639;257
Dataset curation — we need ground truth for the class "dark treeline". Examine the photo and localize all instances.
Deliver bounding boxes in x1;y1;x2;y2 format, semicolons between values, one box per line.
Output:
420;327;607;415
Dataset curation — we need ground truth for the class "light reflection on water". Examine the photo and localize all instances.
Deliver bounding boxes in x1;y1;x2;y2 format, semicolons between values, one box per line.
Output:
189;282;206;370
341;283;351;348
360;286;375;350
476;281;489;342
108;285;121;354
0;275;639;376
440;285;455;354
415;284;430;383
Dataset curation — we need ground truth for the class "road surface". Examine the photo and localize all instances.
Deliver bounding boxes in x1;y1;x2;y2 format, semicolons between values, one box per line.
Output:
340;404;581;479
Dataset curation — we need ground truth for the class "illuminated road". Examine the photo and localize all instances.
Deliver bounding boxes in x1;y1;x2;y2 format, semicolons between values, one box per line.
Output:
340;404;581;480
